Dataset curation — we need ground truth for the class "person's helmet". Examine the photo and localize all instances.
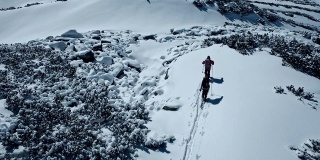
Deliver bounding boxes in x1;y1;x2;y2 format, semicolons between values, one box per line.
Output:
207;56;210;59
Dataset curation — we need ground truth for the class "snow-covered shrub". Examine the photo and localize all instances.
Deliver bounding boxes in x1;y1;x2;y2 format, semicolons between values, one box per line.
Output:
290;139;320;160
145;134;175;150
0;43;152;159
313;37;320;45
274;86;285;94
215;0;255;15
286;85;317;103
24;3;42;7
193;0;204;8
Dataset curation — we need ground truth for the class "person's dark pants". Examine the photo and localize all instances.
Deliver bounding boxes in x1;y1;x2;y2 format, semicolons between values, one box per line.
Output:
202;89;209;99
205;70;210;77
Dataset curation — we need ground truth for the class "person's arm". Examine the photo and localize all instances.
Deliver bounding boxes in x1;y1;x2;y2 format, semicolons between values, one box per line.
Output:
202;61;205;64
211;60;214;65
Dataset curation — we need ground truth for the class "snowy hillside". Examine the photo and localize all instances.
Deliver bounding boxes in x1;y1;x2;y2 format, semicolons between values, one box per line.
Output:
0;0;320;159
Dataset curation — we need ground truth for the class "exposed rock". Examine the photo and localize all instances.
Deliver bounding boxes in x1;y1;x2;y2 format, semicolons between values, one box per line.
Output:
124;59;141;72
112;63;125;78
61;29;84;38
143;35;156;40
65;44;77;52
162;98;182;111
116;69;125;78
172;29;185;35
78;50;95;63
48;41;67;51
46;36;54;40
53;37;71;42
92;30;101;34
101;40;112;44
92;36;101;40
163;105;179;111
92;43;102;51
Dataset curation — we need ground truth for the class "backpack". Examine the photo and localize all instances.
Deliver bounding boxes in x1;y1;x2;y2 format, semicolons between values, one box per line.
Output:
205;59;211;68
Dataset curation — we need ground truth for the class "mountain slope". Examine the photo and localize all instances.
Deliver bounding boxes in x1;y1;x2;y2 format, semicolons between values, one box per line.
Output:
0;0;227;44
0;0;320;159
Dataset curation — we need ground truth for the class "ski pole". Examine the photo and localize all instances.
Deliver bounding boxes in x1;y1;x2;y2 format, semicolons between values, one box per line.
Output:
202;64;204;73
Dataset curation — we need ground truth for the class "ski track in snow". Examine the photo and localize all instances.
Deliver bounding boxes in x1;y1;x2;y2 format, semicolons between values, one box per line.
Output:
183;82;207;160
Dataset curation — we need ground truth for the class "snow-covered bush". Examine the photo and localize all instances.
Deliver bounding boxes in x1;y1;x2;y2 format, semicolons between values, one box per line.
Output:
215;0;255;15
193;0;204;8
25;3;42;7
0;43;152;159
274;86;285;94
286;85;316;102
290;139;320;160
145;134;175;150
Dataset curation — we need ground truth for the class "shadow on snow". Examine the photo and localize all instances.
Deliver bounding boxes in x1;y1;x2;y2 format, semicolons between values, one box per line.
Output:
210;77;224;84
136;143;170;154
206;96;223;105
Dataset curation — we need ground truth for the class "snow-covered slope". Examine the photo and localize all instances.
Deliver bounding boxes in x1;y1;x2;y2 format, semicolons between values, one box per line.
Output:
136;43;320;160
0;0;319;159
0;0;226;44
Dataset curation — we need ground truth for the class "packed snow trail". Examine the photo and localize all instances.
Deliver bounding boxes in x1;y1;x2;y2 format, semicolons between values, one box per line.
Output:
183;83;207;160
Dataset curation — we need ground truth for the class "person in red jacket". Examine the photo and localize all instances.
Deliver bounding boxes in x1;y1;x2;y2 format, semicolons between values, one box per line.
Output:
202;56;214;77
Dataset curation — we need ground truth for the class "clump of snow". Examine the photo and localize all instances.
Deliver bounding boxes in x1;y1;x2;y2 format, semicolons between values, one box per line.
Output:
162;98;182;111
145;132;175;150
0;99;12;117
0;64;6;71
96;56;113;66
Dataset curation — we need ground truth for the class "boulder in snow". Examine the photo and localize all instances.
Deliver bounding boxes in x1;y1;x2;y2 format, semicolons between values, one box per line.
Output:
92;43;102;51
172;29;185;35
101;39;112;44
124;59;141;72
75;43;89;51
49;41;67;51
96;56;113;66
143;35;156;40
112;63;125;78
77;50;95;63
99;73;114;84
162;98;182;111
92;30;101;34
61;30;84;38
65;44;77;52
92;36;101;40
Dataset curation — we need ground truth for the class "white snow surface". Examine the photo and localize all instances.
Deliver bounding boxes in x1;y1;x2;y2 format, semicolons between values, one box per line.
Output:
1;0;320;159
134;43;320;160
0;64;6;71
0;0;226;44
